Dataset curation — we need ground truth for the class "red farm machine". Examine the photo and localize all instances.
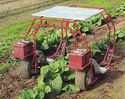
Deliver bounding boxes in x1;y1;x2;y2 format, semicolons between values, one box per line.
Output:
10;5;115;90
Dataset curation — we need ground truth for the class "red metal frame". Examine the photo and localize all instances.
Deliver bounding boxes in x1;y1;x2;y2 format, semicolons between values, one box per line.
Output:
11;5;115;85
69;5;115;85
23;17;93;74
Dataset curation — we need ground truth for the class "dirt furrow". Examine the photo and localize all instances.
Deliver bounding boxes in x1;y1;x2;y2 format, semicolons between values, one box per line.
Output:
0;0;70;18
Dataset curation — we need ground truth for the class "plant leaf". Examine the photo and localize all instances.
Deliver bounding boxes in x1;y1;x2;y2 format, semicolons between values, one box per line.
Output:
118;33;124;38
62;84;80;94
81;27;89;32
45;86;51;94
42;42;49;50
51;74;63;96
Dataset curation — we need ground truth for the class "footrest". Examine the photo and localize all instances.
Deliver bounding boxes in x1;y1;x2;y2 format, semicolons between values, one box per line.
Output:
91;59;107;74
47;58;54;63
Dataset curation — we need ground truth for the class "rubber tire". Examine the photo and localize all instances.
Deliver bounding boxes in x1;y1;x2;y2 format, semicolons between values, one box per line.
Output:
75;68;94;90
20;57;34;79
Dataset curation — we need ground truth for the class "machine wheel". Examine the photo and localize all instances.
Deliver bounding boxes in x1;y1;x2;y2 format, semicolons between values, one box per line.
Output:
20;56;35;79
75;67;94;90
20;50;47;79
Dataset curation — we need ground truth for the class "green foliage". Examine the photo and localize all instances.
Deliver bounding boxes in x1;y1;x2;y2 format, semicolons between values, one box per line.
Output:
62;84;80;94
51;74;63;96
86;11;115;26
83;30;125;57
69;22;90;34
7;57;21;65
0;63;11;72
115;3;125;16
19;89;38;99
35;21;90;51
89;41;101;55
19;54;79;98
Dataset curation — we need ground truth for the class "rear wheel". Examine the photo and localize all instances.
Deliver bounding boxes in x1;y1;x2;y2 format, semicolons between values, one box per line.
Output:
20;56;34;79
20;50;48;79
75;67;94;90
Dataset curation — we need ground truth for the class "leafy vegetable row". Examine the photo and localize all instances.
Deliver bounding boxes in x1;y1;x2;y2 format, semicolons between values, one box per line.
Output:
115;3;125;16
83;30;125;57
19;54;80;99
35;22;90;51
86;11;115;26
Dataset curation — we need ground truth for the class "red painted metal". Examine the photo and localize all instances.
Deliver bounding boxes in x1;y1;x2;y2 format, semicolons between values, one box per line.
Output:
11;41;33;59
69;5;115;85
68;50;90;68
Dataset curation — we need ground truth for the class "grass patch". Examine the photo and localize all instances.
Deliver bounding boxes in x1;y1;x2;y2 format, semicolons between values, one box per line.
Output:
83;0;125;14
0;63;11;72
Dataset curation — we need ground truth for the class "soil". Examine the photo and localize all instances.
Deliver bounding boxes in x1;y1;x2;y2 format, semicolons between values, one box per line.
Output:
0;0;125;99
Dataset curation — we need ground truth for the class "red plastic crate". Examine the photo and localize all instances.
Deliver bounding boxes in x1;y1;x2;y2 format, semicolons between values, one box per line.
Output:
13;40;33;58
69;49;90;68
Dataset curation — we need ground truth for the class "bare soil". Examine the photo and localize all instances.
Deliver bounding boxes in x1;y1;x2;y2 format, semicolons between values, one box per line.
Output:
0;0;125;99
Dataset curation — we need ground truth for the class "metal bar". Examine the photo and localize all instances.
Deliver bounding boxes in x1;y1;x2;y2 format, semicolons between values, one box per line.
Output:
31;26;37;30
70;5;103;9
54;40;63;56
35;17;75;23
61;21;68;54
90;75;102;85
74;22;93;66
61;19;64;43
33;25;41;74
24;18;36;40
67;61;91;70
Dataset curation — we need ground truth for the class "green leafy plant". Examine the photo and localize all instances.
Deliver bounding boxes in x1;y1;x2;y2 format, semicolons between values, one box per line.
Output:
86;11;115;26
19;54;80;99
35;21;90;51
115;3;125;16
83;30;125;57
7;57;21;65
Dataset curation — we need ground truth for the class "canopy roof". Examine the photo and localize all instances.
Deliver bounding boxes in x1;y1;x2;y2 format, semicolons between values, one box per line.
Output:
32;6;103;20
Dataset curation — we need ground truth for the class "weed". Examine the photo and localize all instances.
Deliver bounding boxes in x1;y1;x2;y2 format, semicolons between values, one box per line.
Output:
0;63;11;72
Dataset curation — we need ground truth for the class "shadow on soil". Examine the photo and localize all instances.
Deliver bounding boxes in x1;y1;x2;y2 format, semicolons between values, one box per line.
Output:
91;69;125;90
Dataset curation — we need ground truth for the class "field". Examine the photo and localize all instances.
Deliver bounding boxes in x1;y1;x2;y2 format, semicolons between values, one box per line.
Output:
0;0;125;98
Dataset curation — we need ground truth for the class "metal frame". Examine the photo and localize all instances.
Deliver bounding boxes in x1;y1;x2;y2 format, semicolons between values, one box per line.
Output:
68;5;115;84
11;5;115;85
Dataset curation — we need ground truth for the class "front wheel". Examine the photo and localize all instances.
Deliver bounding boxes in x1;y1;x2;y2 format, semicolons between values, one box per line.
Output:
75;67;94;90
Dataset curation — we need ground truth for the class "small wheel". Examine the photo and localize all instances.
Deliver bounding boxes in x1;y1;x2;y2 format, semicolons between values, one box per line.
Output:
75;67;94;90
20;56;35;79
20;50;47;78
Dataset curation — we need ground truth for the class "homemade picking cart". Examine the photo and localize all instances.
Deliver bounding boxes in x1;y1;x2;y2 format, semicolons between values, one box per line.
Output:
10;5;115;90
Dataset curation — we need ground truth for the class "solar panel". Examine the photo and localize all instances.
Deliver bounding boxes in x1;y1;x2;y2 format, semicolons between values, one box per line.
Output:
32;6;103;20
